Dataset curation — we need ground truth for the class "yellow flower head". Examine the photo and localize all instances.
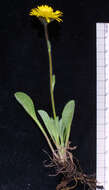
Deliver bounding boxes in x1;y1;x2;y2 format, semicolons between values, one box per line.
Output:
29;5;63;24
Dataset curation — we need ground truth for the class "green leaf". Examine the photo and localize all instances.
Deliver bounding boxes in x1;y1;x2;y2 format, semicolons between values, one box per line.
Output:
59;118;64;136
50;117;59;142
62;100;75;146
52;74;56;92
14;92;38;122
14;92;46;136
38;110;61;145
59;118;64;146
14;92;56;154
54;116;60;144
38;110;55;140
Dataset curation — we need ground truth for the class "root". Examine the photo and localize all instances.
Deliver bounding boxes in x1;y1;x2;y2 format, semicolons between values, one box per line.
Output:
43;145;97;190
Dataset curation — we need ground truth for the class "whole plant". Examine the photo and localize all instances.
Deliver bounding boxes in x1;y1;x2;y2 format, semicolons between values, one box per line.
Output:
15;5;96;190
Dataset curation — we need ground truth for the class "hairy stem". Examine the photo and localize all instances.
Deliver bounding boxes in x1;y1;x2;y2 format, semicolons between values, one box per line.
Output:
44;23;56;119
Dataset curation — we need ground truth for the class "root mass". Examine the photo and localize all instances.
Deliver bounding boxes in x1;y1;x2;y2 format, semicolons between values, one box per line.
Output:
44;147;97;190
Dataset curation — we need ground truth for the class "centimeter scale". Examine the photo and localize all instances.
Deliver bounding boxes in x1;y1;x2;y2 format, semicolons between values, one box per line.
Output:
96;23;109;190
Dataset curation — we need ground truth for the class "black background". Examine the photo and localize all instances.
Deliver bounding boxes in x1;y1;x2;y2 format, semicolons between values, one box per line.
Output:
0;0;108;189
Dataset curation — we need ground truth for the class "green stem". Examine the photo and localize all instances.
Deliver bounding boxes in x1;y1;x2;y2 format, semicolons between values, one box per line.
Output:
44;24;56;119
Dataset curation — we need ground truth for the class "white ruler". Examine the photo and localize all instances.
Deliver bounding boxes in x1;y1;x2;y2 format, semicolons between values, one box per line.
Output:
96;23;109;190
